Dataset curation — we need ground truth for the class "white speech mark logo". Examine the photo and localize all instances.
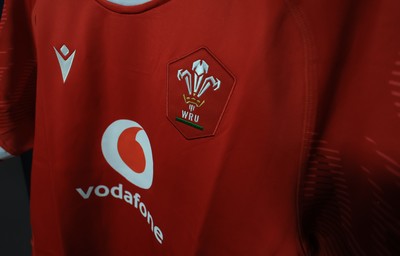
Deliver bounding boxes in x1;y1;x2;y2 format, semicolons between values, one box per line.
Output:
101;120;153;189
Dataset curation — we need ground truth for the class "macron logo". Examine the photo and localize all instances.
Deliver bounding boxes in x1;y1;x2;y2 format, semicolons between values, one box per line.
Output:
54;44;76;83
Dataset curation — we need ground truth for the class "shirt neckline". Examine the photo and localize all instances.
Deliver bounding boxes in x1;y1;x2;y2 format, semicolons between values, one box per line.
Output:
95;0;169;14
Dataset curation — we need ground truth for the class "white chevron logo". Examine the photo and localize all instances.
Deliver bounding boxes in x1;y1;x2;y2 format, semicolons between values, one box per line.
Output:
54;44;76;83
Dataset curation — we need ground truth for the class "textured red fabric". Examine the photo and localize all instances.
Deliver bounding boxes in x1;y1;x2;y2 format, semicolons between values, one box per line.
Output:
0;0;399;255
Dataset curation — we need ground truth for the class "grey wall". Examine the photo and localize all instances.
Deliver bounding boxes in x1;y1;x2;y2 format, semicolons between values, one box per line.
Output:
0;157;31;256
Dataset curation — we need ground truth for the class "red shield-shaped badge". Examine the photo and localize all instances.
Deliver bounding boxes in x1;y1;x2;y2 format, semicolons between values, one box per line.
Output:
167;48;235;139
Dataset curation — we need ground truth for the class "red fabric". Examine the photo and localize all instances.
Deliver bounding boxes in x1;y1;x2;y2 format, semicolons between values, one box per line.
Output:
0;0;35;156
0;0;399;255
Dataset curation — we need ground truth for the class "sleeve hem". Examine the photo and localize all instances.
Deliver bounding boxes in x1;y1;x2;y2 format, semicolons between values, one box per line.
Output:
0;146;14;160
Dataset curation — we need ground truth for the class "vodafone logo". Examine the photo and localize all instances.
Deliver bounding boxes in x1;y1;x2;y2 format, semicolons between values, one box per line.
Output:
101;120;153;189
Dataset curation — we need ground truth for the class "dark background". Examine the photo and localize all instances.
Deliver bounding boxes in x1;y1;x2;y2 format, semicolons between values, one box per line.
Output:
0;2;32;255
0;157;31;256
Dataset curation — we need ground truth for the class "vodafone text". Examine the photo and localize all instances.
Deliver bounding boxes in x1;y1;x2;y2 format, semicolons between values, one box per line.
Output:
76;184;163;244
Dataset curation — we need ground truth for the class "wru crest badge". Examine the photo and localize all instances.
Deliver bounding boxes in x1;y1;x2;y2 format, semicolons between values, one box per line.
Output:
178;60;221;111
167;48;235;139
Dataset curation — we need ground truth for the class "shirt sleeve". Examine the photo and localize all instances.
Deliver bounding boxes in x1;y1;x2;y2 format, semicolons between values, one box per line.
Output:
0;0;36;159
